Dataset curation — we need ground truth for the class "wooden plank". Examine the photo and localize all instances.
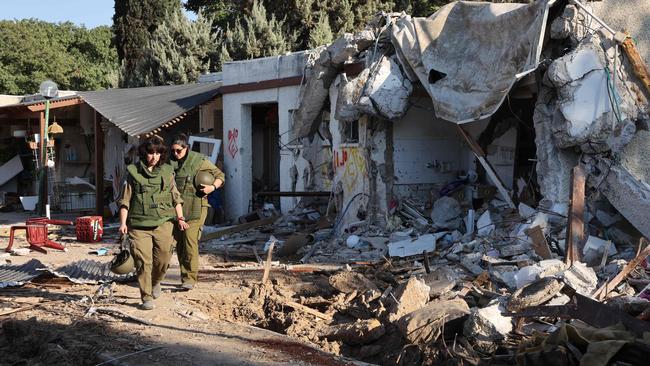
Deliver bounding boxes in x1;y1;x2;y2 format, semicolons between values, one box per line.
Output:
221;76;303;94
262;239;276;285
565;165;586;264
457;125;515;208
27;97;82;112
593;239;650;300
622;37;650;95
200;215;280;242
524;225;552;259
282;299;333;321
94;111;105;216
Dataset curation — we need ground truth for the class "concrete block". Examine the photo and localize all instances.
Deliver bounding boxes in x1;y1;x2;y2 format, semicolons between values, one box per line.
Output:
431;196;462;230
559;262;598;296
322;318;385;345
397;298;470;344
388;277;431;322
464;297;513;352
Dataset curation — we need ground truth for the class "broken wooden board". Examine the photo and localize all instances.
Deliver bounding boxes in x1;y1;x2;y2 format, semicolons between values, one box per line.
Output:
566;165;586;264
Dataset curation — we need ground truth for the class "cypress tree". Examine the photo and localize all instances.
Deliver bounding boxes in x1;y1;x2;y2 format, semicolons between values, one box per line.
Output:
113;0;181;87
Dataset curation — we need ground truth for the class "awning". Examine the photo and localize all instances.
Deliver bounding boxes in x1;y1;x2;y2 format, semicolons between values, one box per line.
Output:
78;82;222;137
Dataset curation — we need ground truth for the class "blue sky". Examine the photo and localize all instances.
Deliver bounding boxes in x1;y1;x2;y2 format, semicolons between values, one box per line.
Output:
1;0;195;28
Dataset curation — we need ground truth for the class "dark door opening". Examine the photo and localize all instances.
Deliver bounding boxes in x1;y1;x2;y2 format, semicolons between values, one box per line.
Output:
251;103;280;208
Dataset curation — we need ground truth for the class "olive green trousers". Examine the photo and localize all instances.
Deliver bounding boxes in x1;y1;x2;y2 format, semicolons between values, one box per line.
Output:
129;221;175;302
175;206;208;285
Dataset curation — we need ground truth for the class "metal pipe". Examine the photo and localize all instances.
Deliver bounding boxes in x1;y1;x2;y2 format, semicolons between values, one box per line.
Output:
569;0;616;36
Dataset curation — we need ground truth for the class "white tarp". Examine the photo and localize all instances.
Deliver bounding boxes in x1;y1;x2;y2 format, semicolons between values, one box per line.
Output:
391;0;553;123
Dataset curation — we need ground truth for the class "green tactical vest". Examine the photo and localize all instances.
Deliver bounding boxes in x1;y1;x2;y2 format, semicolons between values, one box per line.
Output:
126;162;176;227
171;151;205;221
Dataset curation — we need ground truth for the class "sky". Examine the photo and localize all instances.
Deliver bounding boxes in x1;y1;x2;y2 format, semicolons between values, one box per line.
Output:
0;0;195;28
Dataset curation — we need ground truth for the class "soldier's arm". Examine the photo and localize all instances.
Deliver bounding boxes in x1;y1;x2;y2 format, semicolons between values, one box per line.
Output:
199;159;225;189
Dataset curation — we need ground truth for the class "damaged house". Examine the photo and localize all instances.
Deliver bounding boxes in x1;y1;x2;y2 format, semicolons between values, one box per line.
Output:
221;0;650;244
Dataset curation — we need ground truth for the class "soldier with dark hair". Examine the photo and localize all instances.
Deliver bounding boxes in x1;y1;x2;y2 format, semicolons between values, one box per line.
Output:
170;133;225;290
118;136;189;310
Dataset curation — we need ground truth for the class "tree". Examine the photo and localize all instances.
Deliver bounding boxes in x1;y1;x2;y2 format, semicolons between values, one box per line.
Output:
219;0;297;68
133;9;216;86
0;19;118;95
308;11;334;48
113;0;181;87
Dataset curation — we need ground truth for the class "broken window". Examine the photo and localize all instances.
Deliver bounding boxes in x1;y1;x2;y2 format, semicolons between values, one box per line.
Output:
341;119;359;144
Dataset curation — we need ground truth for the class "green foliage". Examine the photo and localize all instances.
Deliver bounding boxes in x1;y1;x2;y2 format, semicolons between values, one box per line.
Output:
308;11;334;48
219;0;297;68
113;0;181;87
0;19;118;95
134;9;216;85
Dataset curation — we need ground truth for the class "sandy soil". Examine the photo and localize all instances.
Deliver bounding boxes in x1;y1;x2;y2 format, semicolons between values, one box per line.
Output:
0;220;365;366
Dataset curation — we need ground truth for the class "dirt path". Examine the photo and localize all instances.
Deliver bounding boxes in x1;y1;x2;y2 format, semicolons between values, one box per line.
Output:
0;233;363;366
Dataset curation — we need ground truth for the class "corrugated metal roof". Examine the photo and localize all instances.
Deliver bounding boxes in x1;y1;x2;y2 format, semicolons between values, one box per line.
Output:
45;259;134;284
0;94;80;110
0;259;45;288
78;82;222;137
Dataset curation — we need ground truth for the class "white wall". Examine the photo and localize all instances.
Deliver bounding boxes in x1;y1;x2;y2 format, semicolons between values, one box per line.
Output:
222;52;307;221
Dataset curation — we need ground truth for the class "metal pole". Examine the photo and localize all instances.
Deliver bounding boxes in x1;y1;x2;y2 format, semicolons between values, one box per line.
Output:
569;0;617;37
44;100;50;218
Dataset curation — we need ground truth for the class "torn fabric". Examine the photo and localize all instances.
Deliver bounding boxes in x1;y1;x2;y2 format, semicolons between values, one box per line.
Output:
391;0;552;123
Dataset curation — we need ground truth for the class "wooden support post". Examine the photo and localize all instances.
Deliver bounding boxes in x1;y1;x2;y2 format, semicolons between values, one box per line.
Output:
593;238;650;300
565;165;586;265
525;226;553;259
94;112;105;216
457;125;515;208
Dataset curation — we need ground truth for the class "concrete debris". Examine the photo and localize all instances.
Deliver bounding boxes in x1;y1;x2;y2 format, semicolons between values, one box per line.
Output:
387;233;439;258
396;298;469;344
431;196;462;230
463;297;513;353
507;277;565;312
477;211;495;236
387;277;430;323
322;318;385;345
560;262;599;296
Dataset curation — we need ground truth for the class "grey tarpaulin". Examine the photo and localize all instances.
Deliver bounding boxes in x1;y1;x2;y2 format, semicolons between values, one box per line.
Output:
391;0;554;123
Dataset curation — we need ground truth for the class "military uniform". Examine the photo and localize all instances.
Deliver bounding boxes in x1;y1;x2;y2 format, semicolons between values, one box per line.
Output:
118;161;183;302
171;151;225;286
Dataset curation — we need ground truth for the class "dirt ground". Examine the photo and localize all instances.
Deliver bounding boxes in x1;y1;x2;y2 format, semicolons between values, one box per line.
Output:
0;220;370;366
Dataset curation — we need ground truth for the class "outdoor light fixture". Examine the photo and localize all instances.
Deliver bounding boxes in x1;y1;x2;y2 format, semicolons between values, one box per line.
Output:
48;119;64;135
39;79;59;99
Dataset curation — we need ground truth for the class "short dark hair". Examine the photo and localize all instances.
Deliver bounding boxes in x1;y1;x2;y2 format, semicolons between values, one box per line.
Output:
138;136;167;167
171;133;189;148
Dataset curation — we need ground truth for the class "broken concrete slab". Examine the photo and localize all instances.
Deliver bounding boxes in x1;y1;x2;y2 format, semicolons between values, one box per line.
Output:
322;318;385;345
396;298;470;344
463;297;513;353
507;277;565;312
559;261;598;296
592;157;650;239
619;129;650;183
477;210;495;236
329;271;380;295
419;274;456;299
431;196;462;230
387;277;431;323
387;233;441;258
356;56;413;121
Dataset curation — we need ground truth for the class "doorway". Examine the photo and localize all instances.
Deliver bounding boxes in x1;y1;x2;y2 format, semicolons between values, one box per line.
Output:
251;103;280;208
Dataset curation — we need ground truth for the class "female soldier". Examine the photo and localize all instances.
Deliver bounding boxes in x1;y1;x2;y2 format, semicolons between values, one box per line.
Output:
118;136;189;310
170;133;224;290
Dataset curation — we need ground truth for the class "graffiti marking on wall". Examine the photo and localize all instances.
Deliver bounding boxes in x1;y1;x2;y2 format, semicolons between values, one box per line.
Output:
227;128;239;158
334;147;367;192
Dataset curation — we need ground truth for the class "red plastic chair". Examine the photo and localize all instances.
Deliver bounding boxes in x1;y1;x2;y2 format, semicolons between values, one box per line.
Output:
5;217;74;254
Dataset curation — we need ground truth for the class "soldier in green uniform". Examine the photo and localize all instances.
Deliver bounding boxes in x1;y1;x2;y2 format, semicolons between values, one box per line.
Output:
170;134;225;290
118;136;189;310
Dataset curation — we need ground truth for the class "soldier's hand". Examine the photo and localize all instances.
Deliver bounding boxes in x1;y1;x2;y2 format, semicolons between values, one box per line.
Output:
178;220;190;231
119;224;128;236
200;184;215;195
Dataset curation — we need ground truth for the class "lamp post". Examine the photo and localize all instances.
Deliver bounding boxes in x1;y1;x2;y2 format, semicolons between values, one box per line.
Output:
38;80;58;218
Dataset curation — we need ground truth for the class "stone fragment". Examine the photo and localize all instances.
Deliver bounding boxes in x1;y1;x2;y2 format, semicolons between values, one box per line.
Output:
397;299;470;344
538;259;568;277
357;56;413;121
431;197;462;230
420;277;455;299
507;277;565;312
322;318;385;345
498;244;529;257
514;265;543;289
464;297;513;353
329;271;380;297
388;277;431;322
559;262;598;296
477;210;495;236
